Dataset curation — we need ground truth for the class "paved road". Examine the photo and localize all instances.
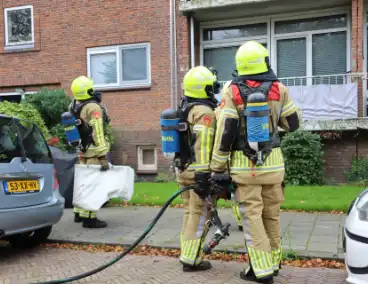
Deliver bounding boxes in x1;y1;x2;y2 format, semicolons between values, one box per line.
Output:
49;207;346;259
0;246;347;284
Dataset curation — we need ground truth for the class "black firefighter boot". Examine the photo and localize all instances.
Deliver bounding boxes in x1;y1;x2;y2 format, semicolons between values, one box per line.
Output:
182;261;212;272
74;213;82;223
240;264;274;284
273;262;282;276
82;217;107;228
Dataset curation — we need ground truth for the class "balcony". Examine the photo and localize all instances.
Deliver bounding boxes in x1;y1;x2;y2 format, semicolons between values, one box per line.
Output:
179;0;350;21
179;0;273;13
218;73;368;131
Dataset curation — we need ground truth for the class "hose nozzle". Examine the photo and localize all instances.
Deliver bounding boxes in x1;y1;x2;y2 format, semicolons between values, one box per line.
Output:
203;222;231;254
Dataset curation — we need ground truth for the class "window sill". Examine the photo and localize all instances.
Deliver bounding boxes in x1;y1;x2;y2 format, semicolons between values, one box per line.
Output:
137;168;158;175
93;83;151;92
3;44;39;53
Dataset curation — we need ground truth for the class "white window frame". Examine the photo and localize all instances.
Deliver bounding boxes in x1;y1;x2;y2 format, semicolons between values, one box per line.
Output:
272;12;350;86
87;42;151;91
4;5;35;47
0;90;37;101
137;145;157;172
200;17;270;67
199;7;351;85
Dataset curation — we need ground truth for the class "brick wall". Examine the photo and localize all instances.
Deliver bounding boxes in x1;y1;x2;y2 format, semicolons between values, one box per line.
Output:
351;0;365;116
323;130;368;183
0;0;190;174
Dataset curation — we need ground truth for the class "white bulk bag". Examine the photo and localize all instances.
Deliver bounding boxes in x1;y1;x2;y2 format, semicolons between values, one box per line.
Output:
72;164;135;212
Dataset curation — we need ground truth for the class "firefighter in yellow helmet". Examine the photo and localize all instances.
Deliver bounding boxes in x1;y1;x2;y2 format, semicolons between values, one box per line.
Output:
210;41;301;283
70;76;111;229
214;81;243;232
175;66;218;271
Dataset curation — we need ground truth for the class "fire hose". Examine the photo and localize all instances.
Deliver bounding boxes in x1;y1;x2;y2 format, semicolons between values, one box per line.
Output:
31;180;232;284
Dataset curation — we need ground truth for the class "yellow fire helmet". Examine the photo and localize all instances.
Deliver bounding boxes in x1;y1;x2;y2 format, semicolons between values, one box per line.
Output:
235;41;270;76
71;76;94;101
183;66;217;99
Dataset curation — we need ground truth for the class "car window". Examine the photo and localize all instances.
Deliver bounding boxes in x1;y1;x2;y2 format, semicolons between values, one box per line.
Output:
0;117;23;163
16;120;53;164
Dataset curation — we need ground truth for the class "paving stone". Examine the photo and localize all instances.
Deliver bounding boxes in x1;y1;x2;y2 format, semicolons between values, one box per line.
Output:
307;242;338;253
49;208;346;259
0;246;347;284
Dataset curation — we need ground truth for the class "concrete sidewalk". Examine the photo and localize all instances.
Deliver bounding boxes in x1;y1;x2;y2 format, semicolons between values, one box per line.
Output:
49;207;346;259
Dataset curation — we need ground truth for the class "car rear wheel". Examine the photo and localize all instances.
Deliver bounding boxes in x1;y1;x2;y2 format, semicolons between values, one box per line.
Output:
7;226;52;248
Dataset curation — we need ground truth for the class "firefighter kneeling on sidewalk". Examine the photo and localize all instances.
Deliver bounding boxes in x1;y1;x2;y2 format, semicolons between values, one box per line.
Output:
170;66;220;272
69;76;111;229
210;41;301;283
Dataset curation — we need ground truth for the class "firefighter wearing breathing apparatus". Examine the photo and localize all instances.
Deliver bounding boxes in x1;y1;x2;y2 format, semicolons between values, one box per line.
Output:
214;83;243;232
160;66;219;271
210;41;301;283
64;76;111;229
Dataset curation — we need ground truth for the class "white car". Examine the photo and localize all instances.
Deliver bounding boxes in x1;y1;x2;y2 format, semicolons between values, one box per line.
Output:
343;189;368;284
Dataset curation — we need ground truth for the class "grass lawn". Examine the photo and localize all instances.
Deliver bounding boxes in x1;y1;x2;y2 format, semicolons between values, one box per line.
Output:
110;182;364;212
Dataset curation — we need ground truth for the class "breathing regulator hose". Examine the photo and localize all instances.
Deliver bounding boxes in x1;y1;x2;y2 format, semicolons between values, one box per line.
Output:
31;186;194;284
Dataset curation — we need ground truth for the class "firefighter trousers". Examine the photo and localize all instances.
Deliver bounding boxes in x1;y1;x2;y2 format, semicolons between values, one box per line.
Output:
235;183;284;279
231;193;243;228
73;157;102;219
180;187;212;266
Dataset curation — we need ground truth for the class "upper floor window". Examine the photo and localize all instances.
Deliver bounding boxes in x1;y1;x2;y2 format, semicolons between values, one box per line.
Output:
4;5;34;47
274;14;348;86
87;43;151;90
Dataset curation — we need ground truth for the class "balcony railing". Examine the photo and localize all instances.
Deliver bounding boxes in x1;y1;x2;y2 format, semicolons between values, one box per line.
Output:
218;73;367;88
217;73;367;129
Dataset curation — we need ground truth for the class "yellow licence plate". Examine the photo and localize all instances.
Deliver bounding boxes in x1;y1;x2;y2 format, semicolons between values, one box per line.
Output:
7;180;40;193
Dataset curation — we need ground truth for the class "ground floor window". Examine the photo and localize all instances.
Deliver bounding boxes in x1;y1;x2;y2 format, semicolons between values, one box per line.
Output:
137;145;157;173
201;13;349;85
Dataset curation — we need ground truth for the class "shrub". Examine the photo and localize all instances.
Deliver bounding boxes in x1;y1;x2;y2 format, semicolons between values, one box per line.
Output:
23;88;115;151
49;123;74;152
22;88;72;129
281;130;324;185
345;156;368;185
0;101;50;139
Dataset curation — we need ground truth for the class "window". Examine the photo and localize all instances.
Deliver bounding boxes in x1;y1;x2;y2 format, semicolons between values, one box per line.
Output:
87;43;151;90
4;5;34;47
137;146;157;172
201;12;349;86
16;120;53;164
202;23;268;82
0;91;37;103
274;14;348;85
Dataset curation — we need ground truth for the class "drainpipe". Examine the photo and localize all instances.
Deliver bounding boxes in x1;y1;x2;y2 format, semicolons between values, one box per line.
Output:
169;0;174;108
173;0;178;108
190;16;195;68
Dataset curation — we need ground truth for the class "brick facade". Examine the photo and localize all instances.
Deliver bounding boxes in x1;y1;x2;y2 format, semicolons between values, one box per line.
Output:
0;0;367;183
0;0;190;174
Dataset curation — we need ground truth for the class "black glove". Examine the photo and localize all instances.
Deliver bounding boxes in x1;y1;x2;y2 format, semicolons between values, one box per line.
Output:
99;156;110;171
209;172;232;196
194;172;211;199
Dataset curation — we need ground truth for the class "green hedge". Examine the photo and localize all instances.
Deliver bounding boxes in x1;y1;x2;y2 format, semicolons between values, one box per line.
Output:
0;101;50;139
281;130;324;185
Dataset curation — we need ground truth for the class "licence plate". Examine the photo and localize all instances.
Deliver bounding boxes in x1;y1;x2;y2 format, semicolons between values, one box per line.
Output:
4;180;40;194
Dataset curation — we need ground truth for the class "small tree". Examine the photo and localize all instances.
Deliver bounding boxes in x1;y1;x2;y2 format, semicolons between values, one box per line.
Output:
281;130;324;185
22;88;72;129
